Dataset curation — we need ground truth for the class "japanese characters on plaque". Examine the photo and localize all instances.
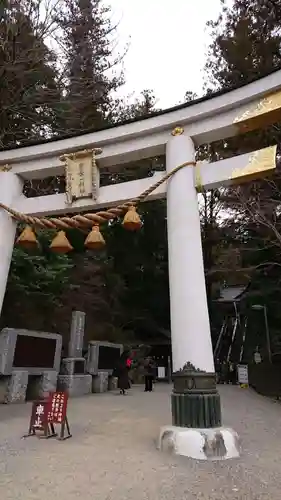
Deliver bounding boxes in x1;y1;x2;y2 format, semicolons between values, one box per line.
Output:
33;401;48;429
48;391;68;424
28;400;50;436
60;148;101;205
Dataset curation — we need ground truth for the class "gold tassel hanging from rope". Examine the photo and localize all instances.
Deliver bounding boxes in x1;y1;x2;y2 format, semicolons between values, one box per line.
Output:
50;231;73;253
122;206;142;231
85;225;106;250
16;226;38;250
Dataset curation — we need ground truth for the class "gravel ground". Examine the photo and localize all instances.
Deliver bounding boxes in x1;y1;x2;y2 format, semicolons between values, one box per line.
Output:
0;384;280;500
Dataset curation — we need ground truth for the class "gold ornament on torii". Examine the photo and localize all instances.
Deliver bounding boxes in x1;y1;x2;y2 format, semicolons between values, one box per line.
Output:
234;89;281;132
0;164;12;172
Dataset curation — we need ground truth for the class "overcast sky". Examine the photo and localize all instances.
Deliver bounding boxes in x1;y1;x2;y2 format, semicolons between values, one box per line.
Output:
110;0;224;108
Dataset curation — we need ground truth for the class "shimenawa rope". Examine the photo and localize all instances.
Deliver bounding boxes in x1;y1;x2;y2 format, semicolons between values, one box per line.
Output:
0;161;196;230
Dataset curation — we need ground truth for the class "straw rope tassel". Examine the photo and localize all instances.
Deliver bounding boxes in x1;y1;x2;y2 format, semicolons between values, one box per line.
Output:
85;225;106;250
16;225;38;249
50;231;73;253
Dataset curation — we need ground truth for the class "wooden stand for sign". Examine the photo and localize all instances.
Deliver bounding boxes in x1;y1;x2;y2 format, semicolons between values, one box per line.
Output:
57;415;72;441
23;391;72;441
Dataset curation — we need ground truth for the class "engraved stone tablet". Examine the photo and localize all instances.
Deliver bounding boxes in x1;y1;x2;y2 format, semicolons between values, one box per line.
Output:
68;311;85;358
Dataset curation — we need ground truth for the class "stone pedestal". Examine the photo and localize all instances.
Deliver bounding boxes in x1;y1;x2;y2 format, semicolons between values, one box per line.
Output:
108;376;118;391
86;341;123;375
5;370;28;403
57;374;92;397
0;376;9;403
171;365;221;428
59;358;90;397
92;371;109;393
40;371;58;395
61;357;86;376
27;371;58;400
158;426;240;460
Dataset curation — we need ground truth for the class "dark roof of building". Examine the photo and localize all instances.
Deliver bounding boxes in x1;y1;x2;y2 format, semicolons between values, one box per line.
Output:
215;282;252;304
217;285;249;303
2;67;281;152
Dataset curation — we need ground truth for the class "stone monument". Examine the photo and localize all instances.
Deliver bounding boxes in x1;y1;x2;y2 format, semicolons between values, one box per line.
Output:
0;328;62;403
57;311;92;397
69;310;85;358
86;341;123;393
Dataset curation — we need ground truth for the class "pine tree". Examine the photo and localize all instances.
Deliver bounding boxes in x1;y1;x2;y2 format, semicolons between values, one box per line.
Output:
54;0;124;133
206;0;281;90
0;0;62;148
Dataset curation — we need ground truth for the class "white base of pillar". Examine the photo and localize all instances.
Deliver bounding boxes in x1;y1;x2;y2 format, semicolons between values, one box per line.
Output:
157;425;240;460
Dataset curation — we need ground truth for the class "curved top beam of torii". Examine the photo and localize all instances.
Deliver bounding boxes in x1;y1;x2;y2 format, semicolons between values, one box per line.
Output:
0;69;280;217
1;68;281;180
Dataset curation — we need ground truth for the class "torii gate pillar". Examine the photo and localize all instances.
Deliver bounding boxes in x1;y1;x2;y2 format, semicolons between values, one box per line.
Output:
158;129;240;460
0;172;23;313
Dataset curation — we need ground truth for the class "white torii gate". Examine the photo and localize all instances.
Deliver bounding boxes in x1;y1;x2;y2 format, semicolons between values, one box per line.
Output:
1;69;281;460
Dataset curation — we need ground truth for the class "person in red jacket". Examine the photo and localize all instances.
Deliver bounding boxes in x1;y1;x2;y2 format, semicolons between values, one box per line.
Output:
114;350;132;395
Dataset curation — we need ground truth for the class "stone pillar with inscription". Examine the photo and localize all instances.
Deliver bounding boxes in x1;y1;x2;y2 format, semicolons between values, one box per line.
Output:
68;311;85;358
57;311;92;397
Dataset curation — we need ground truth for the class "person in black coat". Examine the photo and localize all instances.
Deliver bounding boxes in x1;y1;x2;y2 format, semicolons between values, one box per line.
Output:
143;357;156;392
229;363;237;385
114;350;132;395
221;360;229;384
